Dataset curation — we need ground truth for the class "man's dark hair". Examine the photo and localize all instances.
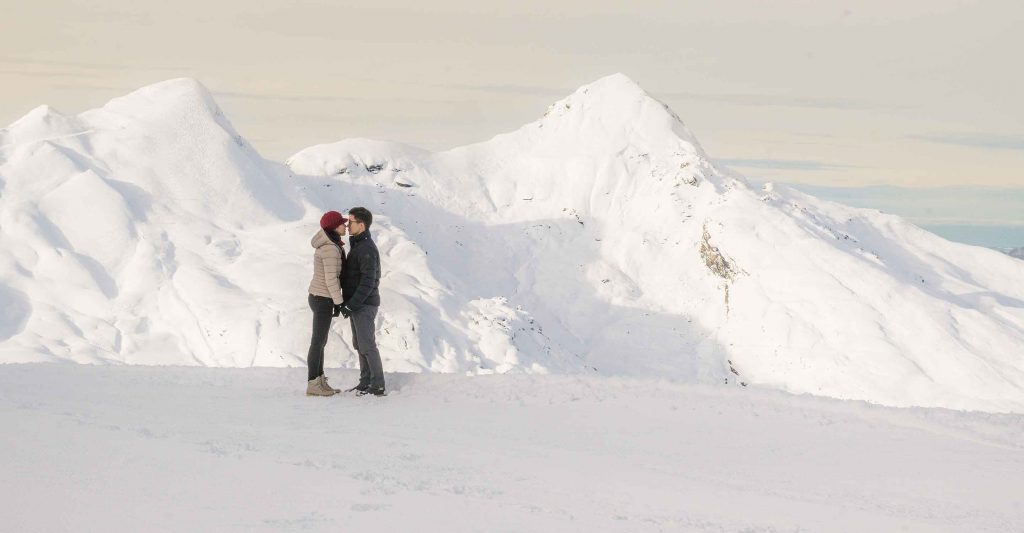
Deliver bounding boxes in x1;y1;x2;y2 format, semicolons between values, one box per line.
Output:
348;207;373;228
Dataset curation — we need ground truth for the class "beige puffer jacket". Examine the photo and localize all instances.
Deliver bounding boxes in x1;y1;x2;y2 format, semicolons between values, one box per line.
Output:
308;229;345;304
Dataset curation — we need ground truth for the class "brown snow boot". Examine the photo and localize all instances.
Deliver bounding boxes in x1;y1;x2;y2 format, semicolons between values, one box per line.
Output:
306;376;337;397
320;375;341;394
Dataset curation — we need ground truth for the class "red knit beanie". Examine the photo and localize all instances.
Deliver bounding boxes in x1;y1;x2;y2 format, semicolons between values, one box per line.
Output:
320;211;346;231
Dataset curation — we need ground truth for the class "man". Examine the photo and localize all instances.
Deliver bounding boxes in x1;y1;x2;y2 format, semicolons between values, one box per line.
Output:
336;207;385;396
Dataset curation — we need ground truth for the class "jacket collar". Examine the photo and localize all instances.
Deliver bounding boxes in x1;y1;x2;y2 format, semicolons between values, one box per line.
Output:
349;229;372;247
311;229;344;249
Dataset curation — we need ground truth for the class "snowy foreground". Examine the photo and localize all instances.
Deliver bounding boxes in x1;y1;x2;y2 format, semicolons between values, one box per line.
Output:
3;364;1022;532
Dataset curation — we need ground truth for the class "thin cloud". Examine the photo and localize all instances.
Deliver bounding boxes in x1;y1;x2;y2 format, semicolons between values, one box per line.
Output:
429;82;569;96
716;158;857;171
213;89;467;105
53;83;372;102
0;69;104;79
212;90;365;103
52;83;147;93
0;56;187;73
41;84;465;106
655;91;899;112
910;134;1024;151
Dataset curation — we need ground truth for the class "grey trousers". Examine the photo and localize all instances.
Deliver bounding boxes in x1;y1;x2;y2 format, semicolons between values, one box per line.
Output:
350;305;384;389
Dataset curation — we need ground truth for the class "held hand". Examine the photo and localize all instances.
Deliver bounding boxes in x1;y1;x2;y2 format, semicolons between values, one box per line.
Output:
332;304;342;318
339;305;353;319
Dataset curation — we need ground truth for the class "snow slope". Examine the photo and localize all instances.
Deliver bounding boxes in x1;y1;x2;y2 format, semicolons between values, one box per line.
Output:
2;364;1023;532
2;75;1023;412
0;79;305;367
288;74;1024;412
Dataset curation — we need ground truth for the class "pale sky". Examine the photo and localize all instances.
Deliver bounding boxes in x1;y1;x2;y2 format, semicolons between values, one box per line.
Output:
2;0;1023;192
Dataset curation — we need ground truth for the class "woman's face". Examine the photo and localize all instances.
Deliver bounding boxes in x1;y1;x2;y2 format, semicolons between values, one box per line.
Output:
334;223;347;236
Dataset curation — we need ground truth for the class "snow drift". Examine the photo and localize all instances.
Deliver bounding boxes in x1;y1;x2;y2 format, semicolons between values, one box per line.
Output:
2;74;1023;412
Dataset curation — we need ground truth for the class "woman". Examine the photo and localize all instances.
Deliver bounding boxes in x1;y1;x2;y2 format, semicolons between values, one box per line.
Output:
306;210;347;396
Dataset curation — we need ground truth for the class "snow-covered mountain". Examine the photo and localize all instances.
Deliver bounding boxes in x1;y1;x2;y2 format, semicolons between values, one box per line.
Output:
0;79;305;367
2;74;1023;412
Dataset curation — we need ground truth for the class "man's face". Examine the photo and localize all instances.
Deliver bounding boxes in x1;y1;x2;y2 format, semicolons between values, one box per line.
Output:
347;217;365;236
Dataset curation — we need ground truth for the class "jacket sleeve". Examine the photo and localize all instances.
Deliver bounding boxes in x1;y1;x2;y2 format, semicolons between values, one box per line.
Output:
345;248;379;310
321;248;344;305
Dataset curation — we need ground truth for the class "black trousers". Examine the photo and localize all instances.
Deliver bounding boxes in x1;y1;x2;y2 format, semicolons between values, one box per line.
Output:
307;294;335;381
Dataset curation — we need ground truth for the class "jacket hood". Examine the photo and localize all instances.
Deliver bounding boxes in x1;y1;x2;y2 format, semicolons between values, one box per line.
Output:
311;229;343;249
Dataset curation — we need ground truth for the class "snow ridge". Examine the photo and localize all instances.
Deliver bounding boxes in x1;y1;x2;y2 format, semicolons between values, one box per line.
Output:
2;75;1024;413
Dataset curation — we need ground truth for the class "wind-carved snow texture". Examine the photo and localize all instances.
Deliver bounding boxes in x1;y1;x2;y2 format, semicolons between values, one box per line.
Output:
2;73;1024;412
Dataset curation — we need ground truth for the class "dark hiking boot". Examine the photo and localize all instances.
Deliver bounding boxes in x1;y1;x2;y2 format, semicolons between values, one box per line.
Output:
357;386;387;397
346;383;369;393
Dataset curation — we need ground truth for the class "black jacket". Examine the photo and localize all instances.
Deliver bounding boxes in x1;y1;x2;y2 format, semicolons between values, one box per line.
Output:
341;230;381;309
